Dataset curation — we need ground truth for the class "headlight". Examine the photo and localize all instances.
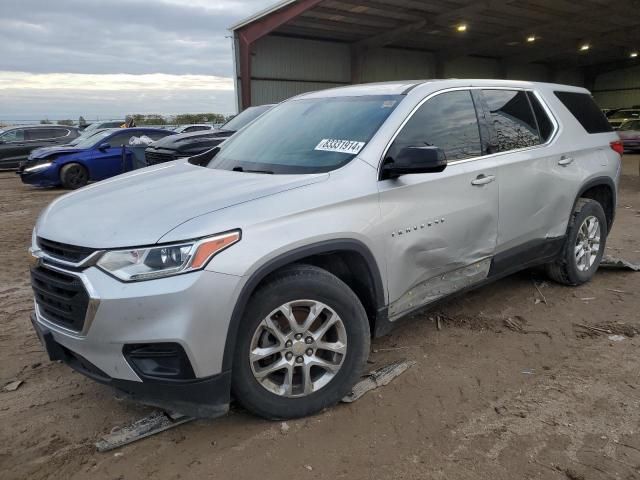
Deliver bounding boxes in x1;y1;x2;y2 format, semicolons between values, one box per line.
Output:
23;162;52;173
97;230;240;281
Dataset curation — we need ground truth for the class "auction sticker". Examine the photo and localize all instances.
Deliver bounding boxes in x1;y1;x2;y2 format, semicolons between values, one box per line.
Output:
314;138;365;155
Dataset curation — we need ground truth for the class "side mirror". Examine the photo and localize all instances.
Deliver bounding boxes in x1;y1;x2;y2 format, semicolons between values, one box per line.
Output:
382;146;447;179
98;142;111;151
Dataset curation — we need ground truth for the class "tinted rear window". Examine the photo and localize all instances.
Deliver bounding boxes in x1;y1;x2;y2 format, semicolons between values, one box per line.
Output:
554;91;612;134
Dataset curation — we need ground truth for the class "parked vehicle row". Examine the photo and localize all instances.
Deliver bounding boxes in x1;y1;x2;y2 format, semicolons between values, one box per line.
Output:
28;79;621;421
19;128;172;188
145;105;274;165
6;107;274;188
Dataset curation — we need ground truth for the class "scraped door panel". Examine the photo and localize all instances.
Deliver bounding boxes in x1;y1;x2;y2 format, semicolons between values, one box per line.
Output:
377;89;499;320
379;161;498;318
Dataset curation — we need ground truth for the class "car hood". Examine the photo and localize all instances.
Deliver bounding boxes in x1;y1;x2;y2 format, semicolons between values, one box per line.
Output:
36;160;328;248
30;146;85;160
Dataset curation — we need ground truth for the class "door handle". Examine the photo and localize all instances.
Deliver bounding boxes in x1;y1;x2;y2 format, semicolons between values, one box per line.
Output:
471;174;496;186
558;156;574;166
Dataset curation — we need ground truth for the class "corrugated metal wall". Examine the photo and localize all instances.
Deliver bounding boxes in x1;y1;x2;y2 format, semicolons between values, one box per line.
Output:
593;66;640;109
360;48;435;81
238;35;588;108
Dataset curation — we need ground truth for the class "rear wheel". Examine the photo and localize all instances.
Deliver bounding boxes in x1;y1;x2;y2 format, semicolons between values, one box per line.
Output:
232;264;370;419
546;198;607;285
60;163;88;189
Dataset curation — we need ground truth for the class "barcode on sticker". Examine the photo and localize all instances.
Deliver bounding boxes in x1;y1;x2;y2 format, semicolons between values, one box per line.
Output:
314;138;365;155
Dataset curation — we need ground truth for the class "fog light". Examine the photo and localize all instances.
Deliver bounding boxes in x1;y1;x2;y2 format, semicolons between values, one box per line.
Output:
123;343;195;380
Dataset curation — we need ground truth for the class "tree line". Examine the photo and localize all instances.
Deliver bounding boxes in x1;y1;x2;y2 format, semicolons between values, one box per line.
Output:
39;113;231;126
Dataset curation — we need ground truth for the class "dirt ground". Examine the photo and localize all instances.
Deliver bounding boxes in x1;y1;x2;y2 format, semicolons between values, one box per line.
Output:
1;157;639;480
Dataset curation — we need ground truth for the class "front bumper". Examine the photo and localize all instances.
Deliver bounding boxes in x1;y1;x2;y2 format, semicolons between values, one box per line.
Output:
19;164;61;187
30;255;243;418
32;313;231;417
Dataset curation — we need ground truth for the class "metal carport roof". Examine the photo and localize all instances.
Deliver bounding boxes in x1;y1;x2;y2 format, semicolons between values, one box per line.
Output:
230;0;640;108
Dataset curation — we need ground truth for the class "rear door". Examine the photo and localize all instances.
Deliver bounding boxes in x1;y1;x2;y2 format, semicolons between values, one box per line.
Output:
478;88;578;266
378;89;500;320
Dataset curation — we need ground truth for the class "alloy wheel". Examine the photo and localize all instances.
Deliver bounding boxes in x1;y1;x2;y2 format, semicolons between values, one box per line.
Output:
249;299;347;398
574;215;601;272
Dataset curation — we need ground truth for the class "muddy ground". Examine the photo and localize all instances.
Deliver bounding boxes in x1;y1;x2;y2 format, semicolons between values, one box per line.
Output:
1;157;639;480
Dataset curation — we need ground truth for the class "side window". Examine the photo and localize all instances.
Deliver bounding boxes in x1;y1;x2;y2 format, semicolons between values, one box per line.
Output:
388;90;481;161
106;133;134;147
482;90;540;152
0;129;25;142
26;128;67;141
50;128;70;139
527;92;555;142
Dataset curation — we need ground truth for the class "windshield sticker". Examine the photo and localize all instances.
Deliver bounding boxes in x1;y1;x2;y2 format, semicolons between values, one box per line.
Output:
382;100;397;108
314;138;365;155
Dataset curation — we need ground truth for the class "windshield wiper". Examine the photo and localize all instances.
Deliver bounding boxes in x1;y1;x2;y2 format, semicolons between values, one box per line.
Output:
232;166;274;174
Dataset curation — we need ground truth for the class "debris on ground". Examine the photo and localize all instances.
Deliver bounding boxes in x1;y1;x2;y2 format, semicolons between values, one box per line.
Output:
95;410;194;452
342;360;416;403
608;335;626;342
521;369;536;375
503;316;551;337
606;288;630;294
600;256;640;272
3;380;23;392
564;468;586;480
574;323;613;335
574;322;638;338
280;422;290;435
533;281;548;305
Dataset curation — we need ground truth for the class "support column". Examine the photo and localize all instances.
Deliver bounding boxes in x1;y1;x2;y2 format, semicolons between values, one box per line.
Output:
238;33;252;110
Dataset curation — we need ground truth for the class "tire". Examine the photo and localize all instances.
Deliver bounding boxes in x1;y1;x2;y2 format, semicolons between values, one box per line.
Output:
545;198;607;286
231;264;370;420
60;163;89;189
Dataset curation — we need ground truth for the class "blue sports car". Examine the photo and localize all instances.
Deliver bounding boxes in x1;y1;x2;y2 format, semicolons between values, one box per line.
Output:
19;128;173;189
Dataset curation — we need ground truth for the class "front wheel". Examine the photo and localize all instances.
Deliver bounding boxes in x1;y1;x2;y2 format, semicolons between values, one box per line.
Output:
232;264;370;419
59;163;89;189
546;198;607;285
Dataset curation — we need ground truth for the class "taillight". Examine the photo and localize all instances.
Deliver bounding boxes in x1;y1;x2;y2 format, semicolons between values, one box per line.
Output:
610;140;624;155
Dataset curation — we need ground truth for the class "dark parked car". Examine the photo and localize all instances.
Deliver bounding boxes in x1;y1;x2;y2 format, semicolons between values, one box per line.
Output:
145;105;273;165
0;125;79;169
172;124;216;134
19;128;172;189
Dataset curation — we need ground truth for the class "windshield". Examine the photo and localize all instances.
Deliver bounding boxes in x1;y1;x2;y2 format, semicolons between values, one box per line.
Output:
208;95;402;174
221;105;273;131
73;129;115;149
610;110;640;119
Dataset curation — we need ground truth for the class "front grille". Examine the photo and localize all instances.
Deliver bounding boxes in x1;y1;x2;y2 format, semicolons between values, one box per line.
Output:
145;150;177;165
38;237;95;263
31;266;89;332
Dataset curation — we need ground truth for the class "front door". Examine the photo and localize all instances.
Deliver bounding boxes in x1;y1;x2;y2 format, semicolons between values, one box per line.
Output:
89;131;136;180
378;89;500;320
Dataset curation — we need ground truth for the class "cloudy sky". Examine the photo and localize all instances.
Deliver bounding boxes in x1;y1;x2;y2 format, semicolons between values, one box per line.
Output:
0;0;276;122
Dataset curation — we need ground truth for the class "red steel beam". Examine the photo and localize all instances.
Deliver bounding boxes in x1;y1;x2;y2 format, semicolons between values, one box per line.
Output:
236;0;325;108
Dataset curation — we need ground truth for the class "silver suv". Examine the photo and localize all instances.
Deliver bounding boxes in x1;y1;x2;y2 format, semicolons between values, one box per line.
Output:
29;80;622;420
